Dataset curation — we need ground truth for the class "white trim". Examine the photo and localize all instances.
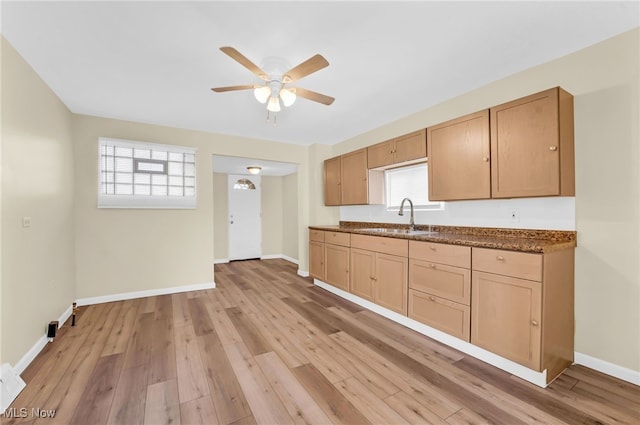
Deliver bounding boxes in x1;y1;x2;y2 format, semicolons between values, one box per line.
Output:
314;279;549;388
297;270;310;278
214;258;229;264
98;194;196;209
99;137;197;154
76;282;215;306
260;254;299;264
574;352;640;386
14;304;73;375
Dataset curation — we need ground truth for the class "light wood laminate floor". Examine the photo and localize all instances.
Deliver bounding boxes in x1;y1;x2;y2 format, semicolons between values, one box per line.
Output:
4;259;639;425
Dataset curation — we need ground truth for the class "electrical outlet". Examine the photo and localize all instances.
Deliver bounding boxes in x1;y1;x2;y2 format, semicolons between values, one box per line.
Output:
22;217;32;228
510;210;520;222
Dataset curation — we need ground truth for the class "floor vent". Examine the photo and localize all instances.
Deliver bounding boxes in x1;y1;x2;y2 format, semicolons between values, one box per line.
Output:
1;363;26;412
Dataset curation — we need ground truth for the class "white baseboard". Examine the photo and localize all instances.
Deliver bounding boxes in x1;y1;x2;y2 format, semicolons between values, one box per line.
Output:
260;254;299;264
314;279;549;388
14;304;73;375
76;281;215;306
297;270;310;278
213;258;229;264
574;352;640;386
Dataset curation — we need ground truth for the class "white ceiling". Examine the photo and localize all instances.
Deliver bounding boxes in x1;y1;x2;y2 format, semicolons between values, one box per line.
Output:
212;155;297;176
1;1;638;147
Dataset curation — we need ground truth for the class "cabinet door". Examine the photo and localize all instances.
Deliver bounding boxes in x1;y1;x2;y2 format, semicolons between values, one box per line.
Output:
325;244;350;291
427;110;490;201
350;248;375;301
309;240;325;280
409;259;470;305
471;271;542;370
367;140;394;169
394;129;427;164
490;87;566;198
408;290;470;341
341;149;368;205
324;156;342;206
374;253;408;315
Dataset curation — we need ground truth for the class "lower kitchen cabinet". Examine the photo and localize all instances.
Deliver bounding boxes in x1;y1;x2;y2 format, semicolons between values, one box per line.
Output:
374;253;408;314
309;230;325;280
350;248;375;300
471;271;542;369
309;240;325;280
471;247;574;380
408;290;470;341
350;234;409;315
308;226;575;385
324;231;351;292
408;241;472;341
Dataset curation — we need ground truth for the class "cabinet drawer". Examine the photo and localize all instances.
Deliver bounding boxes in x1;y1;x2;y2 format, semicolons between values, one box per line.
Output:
351;234;408;257
309;229;325;242
409;259;470;305
325;231;351;247
409;290;470;341
409;241;470;268
472;248;542;281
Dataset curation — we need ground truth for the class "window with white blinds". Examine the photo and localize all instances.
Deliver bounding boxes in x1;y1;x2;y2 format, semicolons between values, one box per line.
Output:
98;137;197;209
385;163;444;211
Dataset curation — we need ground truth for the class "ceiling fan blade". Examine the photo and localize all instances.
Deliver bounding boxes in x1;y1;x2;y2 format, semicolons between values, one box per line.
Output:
293;87;335;105
211;84;256;93
220;47;269;81
283;54;329;82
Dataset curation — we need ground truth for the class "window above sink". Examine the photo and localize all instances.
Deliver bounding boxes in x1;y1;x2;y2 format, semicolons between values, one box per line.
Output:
385;163;444;212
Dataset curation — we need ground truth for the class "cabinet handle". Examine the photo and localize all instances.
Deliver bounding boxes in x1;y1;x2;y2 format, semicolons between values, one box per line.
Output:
531;320;539;326
482;157;489;162
337;181;341;185
429;296;435;301
429;246;436;251
496;255;505;261
371;276;377;281
428;263;436;269
549;146;558;151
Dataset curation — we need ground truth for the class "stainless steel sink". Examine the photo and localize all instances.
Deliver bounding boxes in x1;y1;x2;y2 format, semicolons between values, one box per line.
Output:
361;228;438;236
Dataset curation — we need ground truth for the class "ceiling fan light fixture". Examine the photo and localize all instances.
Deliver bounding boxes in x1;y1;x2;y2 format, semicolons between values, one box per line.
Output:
247;166;262;175
254;86;271;103
267;96;281;112
279;87;296;107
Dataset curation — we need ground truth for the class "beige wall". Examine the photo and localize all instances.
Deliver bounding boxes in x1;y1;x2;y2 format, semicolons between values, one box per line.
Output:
261;176;284;257
283;173;299;260
73;115;310;299
213;172;228;260
1;38;76;365
332;29;640;373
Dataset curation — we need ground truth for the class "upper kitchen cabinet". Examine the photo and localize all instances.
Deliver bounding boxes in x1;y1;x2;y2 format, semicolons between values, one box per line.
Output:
490;87;575;198
427;110;491;201
324;156;342;206
367;129;427;169
341;149;369;205
323;149;384;206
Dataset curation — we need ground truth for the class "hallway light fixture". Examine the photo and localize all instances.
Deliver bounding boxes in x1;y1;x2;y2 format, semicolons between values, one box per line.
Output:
247;166;262;175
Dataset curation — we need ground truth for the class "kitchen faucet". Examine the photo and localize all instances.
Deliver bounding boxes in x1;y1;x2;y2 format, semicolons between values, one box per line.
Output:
398;198;415;231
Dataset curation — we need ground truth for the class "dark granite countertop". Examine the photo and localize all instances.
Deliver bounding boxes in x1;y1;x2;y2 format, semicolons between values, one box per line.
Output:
309;221;576;254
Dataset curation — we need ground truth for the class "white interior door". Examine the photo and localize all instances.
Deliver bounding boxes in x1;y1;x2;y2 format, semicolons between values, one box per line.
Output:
228;174;261;261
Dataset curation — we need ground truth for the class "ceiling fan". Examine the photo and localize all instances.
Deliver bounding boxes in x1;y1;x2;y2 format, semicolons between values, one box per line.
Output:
211;47;335;114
